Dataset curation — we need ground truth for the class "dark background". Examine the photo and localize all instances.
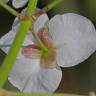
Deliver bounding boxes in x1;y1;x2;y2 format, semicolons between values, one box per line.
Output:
0;0;96;95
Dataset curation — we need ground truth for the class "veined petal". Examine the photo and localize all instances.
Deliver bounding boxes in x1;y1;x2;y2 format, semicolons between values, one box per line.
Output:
12;0;28;8
34;13;49;33
23;66;62;93
46;13;96;67
8;58;40;91
0;30;16;53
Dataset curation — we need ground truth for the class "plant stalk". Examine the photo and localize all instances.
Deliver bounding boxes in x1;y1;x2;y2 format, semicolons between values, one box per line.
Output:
0;1;19;16
0;89;83;96
43;0;63;12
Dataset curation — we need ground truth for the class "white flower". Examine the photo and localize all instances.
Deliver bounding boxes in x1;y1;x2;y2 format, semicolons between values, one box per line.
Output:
0;8;96;93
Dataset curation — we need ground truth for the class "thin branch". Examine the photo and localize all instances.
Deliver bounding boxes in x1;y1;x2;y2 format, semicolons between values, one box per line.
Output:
0;1;19;16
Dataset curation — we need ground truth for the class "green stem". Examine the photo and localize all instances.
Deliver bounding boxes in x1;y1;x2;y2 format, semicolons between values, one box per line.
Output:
26;0;37;15
15;93;82;96
32;31;49;52
0;0;19;16
0;89;82;96
0;0;38;88
43;0;63;12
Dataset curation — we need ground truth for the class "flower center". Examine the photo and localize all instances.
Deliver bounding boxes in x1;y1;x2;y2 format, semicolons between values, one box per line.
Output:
22;27;57;69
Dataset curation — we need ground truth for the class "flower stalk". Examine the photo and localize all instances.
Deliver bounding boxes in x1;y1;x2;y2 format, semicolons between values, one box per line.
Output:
42;0;63;13
0;89;82;96
0;0;19;16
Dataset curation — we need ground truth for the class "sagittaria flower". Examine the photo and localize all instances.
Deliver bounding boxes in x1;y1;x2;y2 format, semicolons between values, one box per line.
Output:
0;9;96;93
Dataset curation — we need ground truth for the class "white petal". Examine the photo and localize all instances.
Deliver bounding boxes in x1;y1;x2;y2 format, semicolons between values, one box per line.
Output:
34;14;49;32
0;28;34;58
12;0;28;8
23;66;62;93
47;13;96;67
1;0;9;3
8;58;40;91
0;30;16;53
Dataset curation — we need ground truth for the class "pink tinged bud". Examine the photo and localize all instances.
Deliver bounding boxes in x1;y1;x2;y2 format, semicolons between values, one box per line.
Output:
38;27;54;48
21;44;41;59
